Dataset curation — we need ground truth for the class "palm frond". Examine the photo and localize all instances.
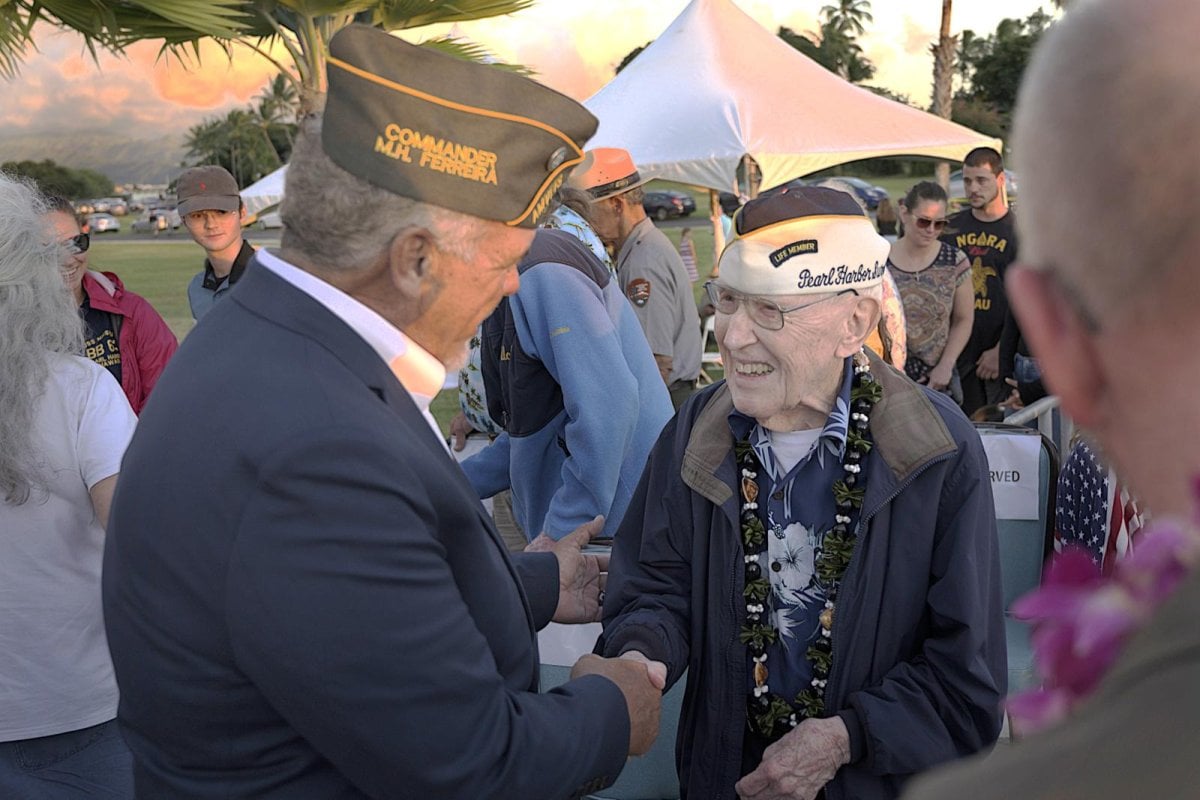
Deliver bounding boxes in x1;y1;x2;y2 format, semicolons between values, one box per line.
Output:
419;35;533;76
372;0;535;30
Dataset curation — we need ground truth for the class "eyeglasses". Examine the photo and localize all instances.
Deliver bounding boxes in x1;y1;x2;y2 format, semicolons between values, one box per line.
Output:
914;216;947;231
704;281;856;331
61;233;90;254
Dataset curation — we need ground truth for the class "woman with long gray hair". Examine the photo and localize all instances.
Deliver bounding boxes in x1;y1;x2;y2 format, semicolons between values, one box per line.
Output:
0;174;138;797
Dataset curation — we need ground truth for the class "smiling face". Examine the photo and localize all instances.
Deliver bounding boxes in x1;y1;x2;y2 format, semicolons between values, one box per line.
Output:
46;210;87;301
716;288;850;431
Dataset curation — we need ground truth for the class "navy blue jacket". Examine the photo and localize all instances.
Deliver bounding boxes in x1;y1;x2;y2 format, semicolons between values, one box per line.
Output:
103;264;628;799
600;354;1006;799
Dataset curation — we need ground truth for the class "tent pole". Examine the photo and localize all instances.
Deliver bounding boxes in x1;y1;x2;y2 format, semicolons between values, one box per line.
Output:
709;189;725;278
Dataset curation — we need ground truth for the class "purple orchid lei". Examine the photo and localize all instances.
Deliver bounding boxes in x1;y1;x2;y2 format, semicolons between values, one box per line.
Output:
1006;480;1200;734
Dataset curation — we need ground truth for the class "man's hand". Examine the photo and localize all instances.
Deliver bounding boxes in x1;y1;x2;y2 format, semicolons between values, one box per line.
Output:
449;411;473;452
618;650;667;691
976;345;1001;381
735;716;851;800
571;653;662;756
525;516;609;623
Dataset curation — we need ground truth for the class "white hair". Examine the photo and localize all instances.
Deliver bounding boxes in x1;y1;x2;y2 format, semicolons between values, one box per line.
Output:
0;173;85;504
1013;0;1200;318
281;116;489;272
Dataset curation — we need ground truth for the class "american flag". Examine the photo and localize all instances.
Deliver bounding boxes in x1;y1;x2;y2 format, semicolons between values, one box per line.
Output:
1054;439;1144;575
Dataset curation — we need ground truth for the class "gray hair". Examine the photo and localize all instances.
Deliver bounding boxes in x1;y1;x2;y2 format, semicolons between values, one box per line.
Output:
280;116;489;272
0;173;86;504
1013;0;1200;318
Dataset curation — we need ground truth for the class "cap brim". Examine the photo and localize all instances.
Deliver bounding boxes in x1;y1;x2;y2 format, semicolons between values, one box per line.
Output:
177;195;241;216
586;174;653;202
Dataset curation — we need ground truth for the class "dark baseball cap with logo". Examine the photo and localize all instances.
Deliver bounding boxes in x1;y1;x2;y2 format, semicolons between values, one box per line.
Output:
321;25;598;229
176;165;242;216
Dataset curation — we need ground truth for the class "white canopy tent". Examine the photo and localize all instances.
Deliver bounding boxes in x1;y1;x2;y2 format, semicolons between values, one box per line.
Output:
584;0;1002;194
240;164;287;222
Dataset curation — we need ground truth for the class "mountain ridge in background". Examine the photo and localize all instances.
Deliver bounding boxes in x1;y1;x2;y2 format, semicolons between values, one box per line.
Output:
0;129;187;186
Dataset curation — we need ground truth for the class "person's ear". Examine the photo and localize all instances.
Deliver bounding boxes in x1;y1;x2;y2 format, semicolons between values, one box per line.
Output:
834;295;880;358
386;227;437;298
1008;264;1105;427
239;204;248;224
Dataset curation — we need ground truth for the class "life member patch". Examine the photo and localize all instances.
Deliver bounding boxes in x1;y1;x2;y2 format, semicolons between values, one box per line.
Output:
626;278;652;307
769;239;818;267
374;123;499;185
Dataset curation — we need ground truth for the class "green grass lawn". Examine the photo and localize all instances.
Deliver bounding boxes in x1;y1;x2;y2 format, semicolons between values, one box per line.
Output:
89;239;199;342
94;222;722;437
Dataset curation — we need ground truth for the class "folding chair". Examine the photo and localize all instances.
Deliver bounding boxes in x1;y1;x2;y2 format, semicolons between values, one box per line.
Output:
974;422;1059;694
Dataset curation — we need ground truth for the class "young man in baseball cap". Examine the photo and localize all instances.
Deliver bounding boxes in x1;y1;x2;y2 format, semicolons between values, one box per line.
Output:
177;165;256;322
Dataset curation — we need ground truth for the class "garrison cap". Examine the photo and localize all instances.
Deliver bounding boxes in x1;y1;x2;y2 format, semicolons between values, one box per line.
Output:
323;25;598;229
718;186;890;296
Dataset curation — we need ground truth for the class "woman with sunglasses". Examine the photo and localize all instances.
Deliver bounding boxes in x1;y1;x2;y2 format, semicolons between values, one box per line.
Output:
885;181;973;404
43;196;177;414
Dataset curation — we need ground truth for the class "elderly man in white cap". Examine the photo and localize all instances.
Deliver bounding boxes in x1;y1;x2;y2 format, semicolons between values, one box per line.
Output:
599;187;1006;800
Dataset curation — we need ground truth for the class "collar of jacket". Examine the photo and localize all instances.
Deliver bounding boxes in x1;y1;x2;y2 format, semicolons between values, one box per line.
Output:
82;269;124;313
680;350;958;509
615;217;655;272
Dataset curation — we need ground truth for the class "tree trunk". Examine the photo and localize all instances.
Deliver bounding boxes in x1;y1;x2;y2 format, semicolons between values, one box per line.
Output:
931;0;955;191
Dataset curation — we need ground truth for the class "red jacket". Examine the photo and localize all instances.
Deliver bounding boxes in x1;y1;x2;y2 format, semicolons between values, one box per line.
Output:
82;270;178;414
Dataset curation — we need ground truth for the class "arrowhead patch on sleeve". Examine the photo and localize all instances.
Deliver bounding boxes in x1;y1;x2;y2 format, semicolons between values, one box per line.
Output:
626;278;651;307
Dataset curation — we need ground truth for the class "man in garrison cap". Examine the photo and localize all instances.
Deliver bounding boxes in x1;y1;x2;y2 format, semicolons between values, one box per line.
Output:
598;187;1006;799
102;25;662;800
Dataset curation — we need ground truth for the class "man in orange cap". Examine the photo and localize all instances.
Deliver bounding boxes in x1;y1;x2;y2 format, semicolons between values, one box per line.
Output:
570;148;702;409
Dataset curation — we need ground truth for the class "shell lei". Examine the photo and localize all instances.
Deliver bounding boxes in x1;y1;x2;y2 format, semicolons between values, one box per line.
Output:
738;350;881;740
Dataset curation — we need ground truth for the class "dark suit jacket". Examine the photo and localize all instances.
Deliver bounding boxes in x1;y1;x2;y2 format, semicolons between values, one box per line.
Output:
102;264;628;799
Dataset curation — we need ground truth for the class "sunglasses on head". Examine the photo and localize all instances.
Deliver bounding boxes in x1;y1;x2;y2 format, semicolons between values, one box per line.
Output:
62;233;90;254
914;216;947;231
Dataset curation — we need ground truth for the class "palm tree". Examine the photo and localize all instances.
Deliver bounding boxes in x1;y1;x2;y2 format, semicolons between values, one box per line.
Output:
930;0;955;189
819;0;874;38
1;1;535;114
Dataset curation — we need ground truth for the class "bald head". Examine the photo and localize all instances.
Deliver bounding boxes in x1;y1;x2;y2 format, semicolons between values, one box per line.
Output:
1013;0;1200;321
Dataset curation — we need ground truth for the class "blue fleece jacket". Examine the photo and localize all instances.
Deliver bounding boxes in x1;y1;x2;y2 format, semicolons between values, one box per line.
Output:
462;230;673;541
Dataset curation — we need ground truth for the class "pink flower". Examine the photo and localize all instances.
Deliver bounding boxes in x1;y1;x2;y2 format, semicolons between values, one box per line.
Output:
1006;486;1200;735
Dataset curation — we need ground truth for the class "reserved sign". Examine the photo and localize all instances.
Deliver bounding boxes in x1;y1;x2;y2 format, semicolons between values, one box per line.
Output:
980;433;1041;520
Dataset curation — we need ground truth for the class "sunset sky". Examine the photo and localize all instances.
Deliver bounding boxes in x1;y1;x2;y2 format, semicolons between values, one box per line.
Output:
2;0;1053;141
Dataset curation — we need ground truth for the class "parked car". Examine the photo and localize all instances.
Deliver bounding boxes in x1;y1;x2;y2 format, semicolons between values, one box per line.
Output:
87;213;121;233
256;210;283;229
131;212;168;233
810;176;888;210
642;190;696;221
74;200;95;215
149;207;182;229
948;168;1019;201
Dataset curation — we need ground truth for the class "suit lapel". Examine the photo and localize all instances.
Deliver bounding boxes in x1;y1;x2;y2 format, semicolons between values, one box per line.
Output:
232;263;539;648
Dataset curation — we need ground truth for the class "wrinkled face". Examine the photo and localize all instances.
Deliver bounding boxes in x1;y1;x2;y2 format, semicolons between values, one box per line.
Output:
183;207;244;253
901;198;949;246
715;287;847;428
47;210;87;295
962;165;1002;210
412;224;534;370
587;195;623;245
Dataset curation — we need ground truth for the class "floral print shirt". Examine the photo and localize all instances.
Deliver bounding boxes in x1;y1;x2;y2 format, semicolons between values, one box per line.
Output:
728;359;853;703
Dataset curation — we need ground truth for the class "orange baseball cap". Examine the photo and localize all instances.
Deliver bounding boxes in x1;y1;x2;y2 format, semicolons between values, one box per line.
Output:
566;147;651;201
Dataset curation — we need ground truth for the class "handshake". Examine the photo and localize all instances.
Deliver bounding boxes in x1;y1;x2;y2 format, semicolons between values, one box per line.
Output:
571;650;667;756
